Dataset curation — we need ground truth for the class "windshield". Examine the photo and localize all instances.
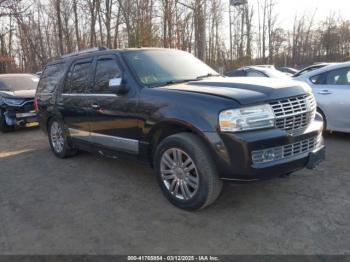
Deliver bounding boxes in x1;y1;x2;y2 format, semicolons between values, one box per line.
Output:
0;75;39;91
124;49;219;86
262;68;291;79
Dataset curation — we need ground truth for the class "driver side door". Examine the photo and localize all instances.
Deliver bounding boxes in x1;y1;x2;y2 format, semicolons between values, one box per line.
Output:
87;54;140;156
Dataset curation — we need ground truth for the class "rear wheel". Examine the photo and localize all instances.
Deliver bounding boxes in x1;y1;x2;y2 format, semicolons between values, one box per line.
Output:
48;118;78;158
0;113;14;133
154;133;223;210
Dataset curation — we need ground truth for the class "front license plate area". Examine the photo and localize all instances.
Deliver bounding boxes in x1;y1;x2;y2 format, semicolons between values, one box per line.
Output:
16;112;37;118
307;147;325;169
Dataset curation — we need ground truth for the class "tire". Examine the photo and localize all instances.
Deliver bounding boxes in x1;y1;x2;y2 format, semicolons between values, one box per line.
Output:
0;113;14;133
317;109;327;132
48;118;78;158
154;133;223;210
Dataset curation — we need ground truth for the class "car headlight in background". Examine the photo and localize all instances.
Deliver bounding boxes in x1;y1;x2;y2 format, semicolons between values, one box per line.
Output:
2;97;25;106
219;104;275;132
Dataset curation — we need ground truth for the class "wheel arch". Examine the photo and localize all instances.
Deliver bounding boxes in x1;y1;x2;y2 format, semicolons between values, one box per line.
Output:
316;106;327;130
146;119;216;166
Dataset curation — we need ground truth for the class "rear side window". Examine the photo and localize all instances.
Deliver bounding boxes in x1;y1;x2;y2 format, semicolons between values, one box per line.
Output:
64;61;93;93
37;63;65;93
93;58;121;93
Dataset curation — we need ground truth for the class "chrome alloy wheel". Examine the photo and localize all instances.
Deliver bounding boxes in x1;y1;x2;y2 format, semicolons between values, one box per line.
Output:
160;148;199;200
50;121;64;153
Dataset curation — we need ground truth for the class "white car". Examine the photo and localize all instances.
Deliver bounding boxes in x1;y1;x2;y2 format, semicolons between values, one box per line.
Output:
294;62;350;133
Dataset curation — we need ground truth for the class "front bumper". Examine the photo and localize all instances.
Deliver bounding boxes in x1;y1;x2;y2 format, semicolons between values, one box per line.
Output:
204;117;325;181
2;104;37;126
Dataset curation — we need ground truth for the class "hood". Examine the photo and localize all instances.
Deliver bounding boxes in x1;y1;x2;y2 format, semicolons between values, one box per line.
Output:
160;77;312;105
0;89;36;99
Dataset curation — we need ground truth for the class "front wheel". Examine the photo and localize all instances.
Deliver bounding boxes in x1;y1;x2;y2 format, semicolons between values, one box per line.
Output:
48;119;78;158
154;133;223;210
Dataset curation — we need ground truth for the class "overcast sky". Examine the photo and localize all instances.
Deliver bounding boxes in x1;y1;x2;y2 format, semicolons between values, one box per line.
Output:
257;0;349;28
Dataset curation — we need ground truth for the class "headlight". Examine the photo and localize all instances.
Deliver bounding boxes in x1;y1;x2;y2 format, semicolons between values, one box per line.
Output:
3;97;25;106
219;104;275;132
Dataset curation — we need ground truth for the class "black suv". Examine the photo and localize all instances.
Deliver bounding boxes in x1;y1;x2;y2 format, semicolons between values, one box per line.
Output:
36;48;325;210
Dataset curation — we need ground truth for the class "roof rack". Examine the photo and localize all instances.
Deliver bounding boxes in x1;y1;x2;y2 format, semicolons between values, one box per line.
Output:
60;47;108;59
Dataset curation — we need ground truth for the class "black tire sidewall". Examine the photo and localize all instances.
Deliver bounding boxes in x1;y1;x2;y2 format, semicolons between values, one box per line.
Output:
154;135;212;210
317;109;327;130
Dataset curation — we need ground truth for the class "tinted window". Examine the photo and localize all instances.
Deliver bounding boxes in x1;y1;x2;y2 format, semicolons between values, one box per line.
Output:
64;61;93;93
247;70;266;77
93;58;121;93
227;70;245;77
37;63;65;93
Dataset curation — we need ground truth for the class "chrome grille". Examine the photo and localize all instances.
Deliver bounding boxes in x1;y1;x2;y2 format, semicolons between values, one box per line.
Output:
252;135;321;165
270;95;316;135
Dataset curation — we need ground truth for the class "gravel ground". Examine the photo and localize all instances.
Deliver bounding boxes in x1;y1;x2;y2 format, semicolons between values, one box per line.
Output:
0;127;349;255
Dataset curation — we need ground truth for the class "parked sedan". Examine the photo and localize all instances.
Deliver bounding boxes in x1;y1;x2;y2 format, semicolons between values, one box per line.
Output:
293;63;334;78
278;67;298;75
294;62;350;133
226;66;290;79
0;74;39;132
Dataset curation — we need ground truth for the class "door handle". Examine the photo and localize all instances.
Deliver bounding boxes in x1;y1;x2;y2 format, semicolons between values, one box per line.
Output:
91;103;101;110
318;90;332;95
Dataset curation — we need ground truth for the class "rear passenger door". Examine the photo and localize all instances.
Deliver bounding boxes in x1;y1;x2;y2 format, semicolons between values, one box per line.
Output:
87;54;140;155
36;62;66;128
58;58;94;142
310;66;350;131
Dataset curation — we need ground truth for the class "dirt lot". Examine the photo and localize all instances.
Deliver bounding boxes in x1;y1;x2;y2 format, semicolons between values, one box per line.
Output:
0;127;349;255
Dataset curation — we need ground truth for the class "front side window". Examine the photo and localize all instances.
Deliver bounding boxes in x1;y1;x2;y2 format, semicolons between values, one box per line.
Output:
310;73;327;85
37;63;65;93
326;67;350;85
124;50;218;86
64;61;93;93
93;58;121;93
310;67;350;85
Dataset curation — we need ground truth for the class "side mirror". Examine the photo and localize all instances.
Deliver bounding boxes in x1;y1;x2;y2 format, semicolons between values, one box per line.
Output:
109;77;129;95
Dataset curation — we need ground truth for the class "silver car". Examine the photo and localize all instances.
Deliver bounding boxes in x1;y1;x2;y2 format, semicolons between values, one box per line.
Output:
294;62;350;133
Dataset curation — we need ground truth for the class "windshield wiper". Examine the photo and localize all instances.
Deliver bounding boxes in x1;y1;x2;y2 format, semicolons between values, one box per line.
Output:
149;74;221;88
196;73;221;80
150;79;197;88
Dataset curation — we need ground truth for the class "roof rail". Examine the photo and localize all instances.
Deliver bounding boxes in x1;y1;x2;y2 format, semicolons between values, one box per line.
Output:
61;47;108;59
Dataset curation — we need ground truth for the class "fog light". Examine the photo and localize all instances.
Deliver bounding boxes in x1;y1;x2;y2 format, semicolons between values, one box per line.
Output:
262;149;276;162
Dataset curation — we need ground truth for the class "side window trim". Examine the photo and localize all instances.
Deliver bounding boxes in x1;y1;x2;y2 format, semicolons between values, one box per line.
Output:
91;54;122;95
37;62;66;95
63;58;94;94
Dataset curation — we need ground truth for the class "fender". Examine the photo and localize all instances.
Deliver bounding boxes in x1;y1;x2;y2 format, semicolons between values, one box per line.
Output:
143;105;217;143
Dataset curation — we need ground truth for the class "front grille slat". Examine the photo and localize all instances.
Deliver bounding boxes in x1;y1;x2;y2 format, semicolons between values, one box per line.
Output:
252;136;320;165
270;95;316;136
